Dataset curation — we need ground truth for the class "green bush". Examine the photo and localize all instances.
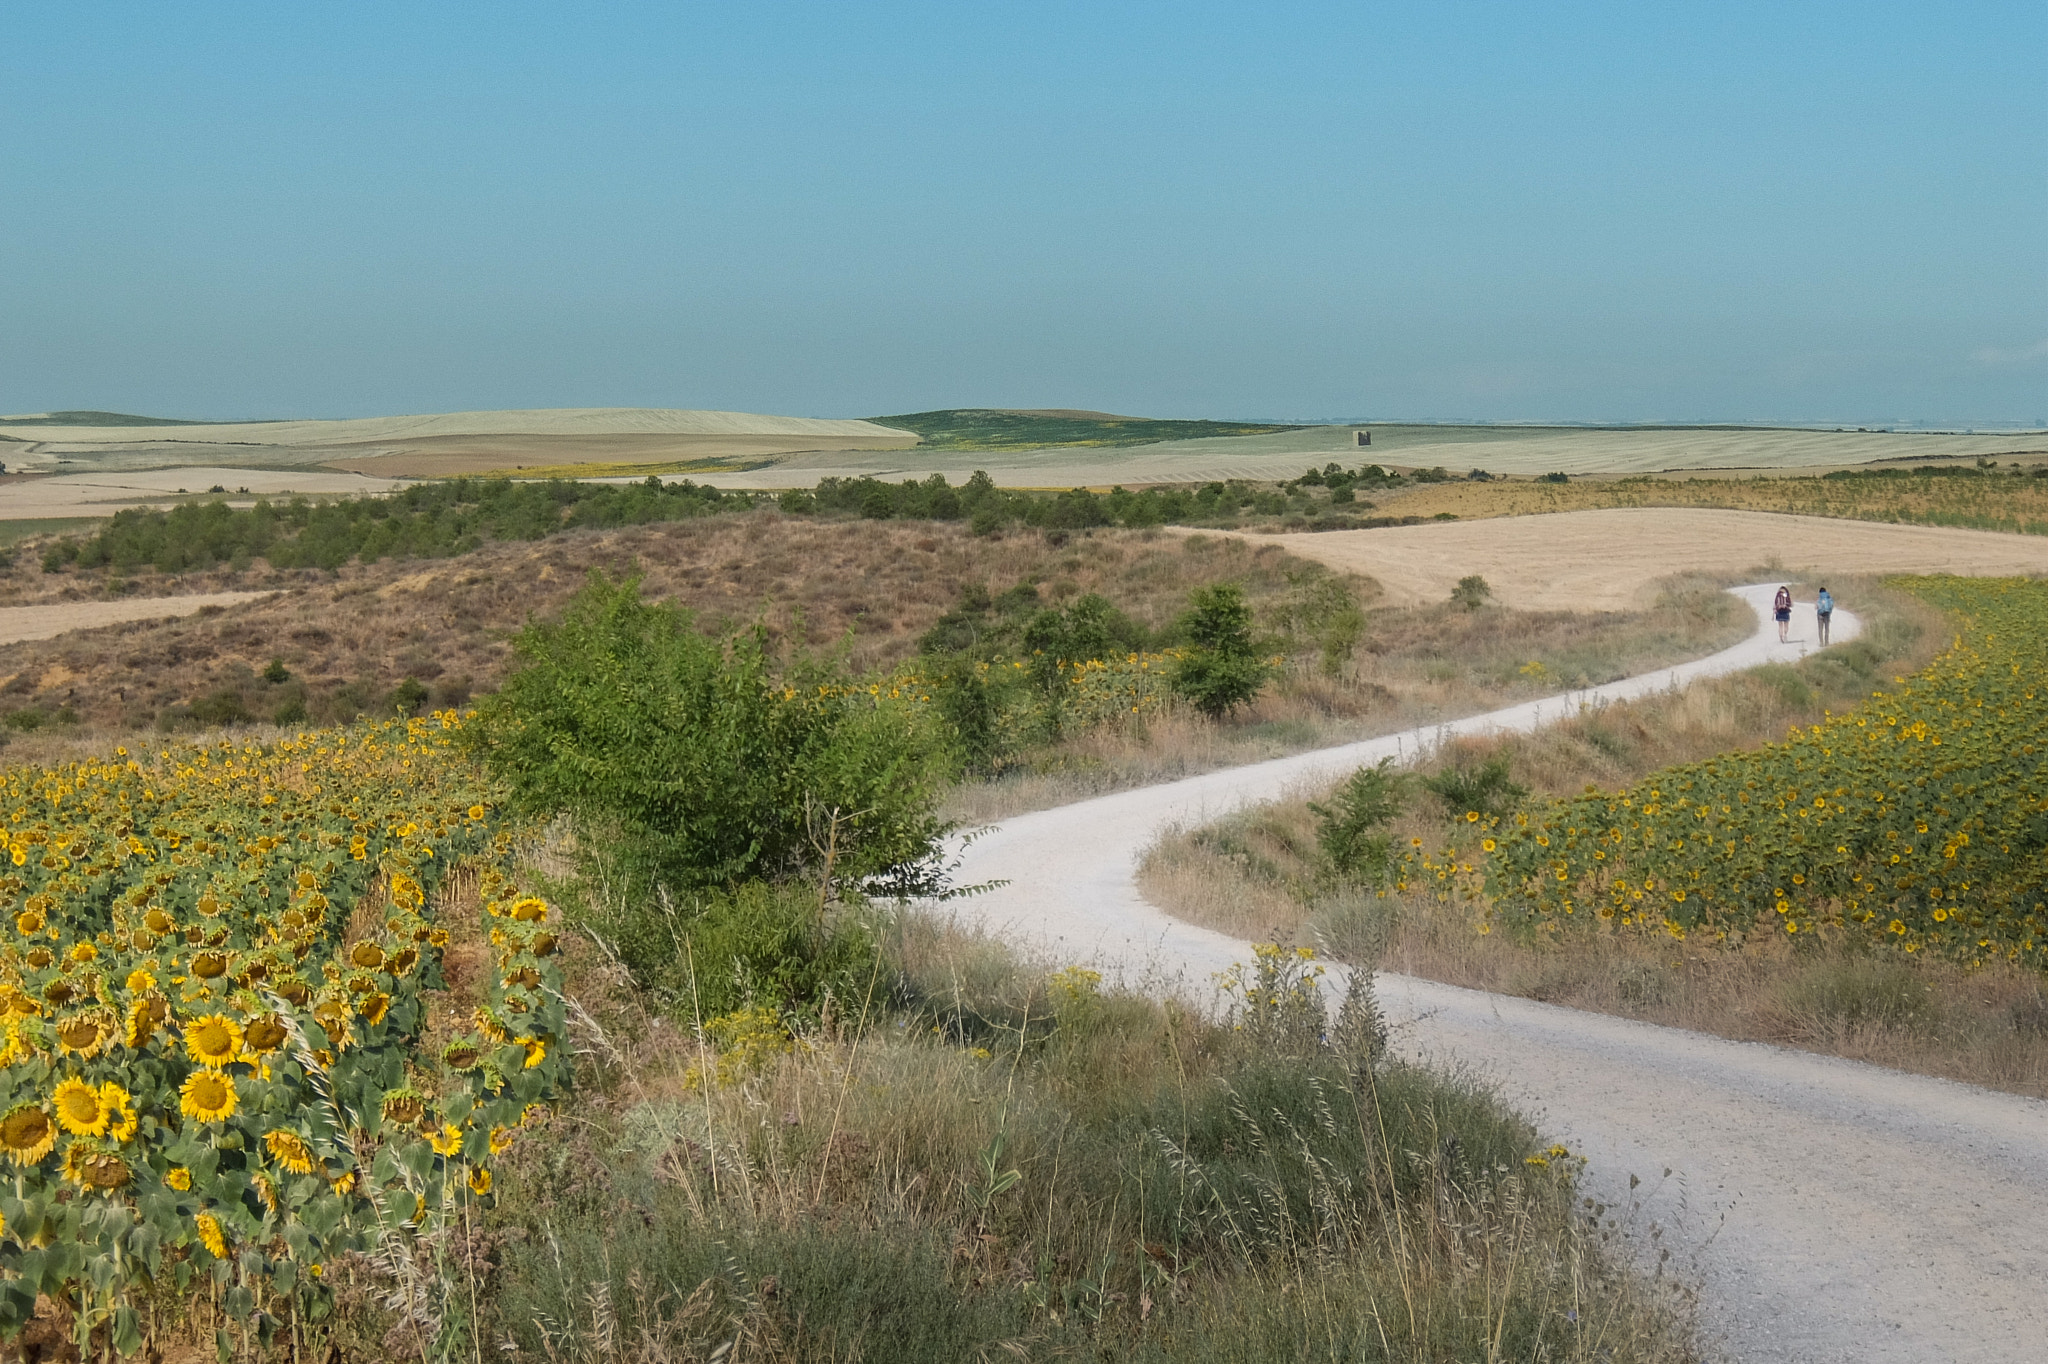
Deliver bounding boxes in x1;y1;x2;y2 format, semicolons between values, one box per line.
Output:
1170;583;1275;718
473;572;952;902
1450;574;1492;610
1308;759;1408;886
1420;753;1527;819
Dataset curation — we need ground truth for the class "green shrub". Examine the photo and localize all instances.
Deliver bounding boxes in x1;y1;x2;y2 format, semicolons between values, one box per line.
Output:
1450;574;1492;610
260;656;290;684
473;572;951;902
1170;583;1275;718
1420;752;1527;819
1308;759;1408;886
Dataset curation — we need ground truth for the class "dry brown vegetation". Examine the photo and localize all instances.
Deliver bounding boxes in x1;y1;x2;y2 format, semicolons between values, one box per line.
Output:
0;515;1326;747
1142;578;2048;1098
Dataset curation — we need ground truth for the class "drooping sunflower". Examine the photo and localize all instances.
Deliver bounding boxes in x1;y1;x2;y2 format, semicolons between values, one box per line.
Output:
52;1077;110;1138
380;1088;426;1126
264;1129;317;1175
521;1036;547;1070
195;1211;228;1258
357;992;391;1026
61;1139;132;1191
488;1125;516;1156
0;1103;56;1165
55;1008;114;1060
182;1013;242;1068
466;1166;492;1196
251;1171;278;1215
242;1014;288;1056
179;1070;238;1124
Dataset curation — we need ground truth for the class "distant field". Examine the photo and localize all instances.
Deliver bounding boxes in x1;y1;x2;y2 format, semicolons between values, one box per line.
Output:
1370;465;2048;538
871;408;1302;450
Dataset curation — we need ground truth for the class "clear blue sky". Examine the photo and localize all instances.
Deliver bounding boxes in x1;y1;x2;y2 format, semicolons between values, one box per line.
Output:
4;1;2043;426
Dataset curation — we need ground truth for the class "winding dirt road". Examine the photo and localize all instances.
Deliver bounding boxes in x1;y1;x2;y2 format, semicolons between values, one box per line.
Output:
948;587;2048;1363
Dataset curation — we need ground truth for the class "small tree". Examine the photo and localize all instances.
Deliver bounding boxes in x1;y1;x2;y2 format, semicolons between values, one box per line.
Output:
1170;583;1275;719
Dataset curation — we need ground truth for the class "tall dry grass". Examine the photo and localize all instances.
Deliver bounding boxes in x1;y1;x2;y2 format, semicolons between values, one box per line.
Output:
472;912;1698;1363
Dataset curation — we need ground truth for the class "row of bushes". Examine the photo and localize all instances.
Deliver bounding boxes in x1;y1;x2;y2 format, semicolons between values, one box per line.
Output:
37;469;1430;578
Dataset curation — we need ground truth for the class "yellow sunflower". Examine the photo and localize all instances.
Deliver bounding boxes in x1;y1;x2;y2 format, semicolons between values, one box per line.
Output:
264;1129;317;1175
380;1088;426;1126
467;1166;492;1196
179;1070;238;1124
195;1212;228;1258
52;1077;110;1138
358;993;391;1026
428;1123;464;1158
182;1013;242;1068
0;1103;56;1165
488;1125;516;1156
100;1082;137;1144
521;1037;547;1070
165;1166;192;1191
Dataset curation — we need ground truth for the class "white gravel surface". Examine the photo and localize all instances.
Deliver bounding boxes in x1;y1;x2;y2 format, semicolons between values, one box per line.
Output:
947;586;2048;1363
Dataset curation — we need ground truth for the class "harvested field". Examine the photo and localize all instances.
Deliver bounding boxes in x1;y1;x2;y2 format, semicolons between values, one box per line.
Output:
0;591;275;646
1235;507;2048;610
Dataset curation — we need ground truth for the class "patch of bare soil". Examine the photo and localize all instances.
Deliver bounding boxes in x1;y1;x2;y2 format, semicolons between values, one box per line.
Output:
1236;506;2048;609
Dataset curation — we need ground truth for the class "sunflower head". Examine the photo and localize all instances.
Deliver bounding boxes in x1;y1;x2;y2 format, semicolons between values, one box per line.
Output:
264;1129;317;1175
179;1070;238;1124
165;1166;192;1191
467;1166;492;1196
380;1088;426;1126
242;1014;288;1055
349;941;385;971
0;1103;56;1165
195;1212;228;1258
61;1139;131;1191
55;1009;113;1060
183;1013;242;1068
358;993;391;1026
52;1077;109;1138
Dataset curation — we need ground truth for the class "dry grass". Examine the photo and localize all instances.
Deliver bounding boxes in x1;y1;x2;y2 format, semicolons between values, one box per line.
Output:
1360;467;2048;537
460;901;1698;1363
1138;579;2048;1098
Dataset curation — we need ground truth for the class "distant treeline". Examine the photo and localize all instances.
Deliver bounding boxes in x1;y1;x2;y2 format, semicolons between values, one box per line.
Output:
38;467;1428;576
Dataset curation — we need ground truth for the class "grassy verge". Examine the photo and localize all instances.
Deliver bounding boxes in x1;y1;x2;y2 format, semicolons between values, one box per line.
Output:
465;906;1696;1363
1141;578;2048;1099
946;568;1750;822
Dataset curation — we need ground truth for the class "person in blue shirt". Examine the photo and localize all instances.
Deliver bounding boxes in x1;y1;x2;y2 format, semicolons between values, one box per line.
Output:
1816;585;1835;646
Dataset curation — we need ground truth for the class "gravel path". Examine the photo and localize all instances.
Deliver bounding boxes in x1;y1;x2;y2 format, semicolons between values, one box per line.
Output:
947;586;2048;1363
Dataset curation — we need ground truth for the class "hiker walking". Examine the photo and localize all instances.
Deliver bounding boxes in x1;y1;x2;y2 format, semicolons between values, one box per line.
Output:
1774;585;1793;643
1816;584;1834;646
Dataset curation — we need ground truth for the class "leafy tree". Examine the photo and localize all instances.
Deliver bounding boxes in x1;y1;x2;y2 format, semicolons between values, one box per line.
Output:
1170;583;1275;718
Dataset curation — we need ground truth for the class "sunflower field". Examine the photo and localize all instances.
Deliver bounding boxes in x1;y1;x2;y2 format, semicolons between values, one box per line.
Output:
1478;577;2048;966
0;714;565;1357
